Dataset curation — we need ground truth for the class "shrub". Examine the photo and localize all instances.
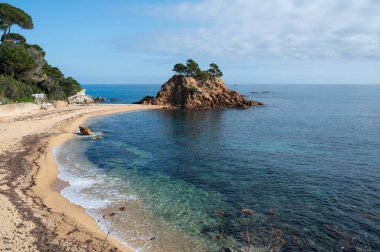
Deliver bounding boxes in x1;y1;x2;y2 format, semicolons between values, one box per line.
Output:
188;85;199;94
26;44;46;57
43;63;64;81
60;77;81;97
38;78;67;100
0;75;33;101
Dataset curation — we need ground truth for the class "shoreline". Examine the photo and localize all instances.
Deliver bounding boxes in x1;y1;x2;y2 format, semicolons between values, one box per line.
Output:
40;106;162;251
35;104;162;251
0;104;161;251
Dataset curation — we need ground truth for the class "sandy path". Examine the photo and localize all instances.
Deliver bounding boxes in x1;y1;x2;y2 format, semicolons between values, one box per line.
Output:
0;104;161;251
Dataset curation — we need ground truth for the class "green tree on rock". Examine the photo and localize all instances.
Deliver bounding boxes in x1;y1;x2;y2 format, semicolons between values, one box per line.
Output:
26;44;46;56
195;69;210;83
208;63;223;78
0;3;33;44
60;77;82;97
173;63;187;75
172;60;222;82
43;63;64;80
186;59;201;77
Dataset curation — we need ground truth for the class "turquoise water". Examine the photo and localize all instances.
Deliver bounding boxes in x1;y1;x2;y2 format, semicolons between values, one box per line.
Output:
57;84;380;251
82;84;159;104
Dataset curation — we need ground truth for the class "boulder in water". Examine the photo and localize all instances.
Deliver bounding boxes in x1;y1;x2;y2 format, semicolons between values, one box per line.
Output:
79;126;93;136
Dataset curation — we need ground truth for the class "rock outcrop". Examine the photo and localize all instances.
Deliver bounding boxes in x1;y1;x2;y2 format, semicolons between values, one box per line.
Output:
68;90;94;104
79;126;93;135
135;75;263;109
94;97;106;102
25;47;48;82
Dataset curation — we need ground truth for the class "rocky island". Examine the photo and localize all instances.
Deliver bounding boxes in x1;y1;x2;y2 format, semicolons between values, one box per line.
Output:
136;59;263;109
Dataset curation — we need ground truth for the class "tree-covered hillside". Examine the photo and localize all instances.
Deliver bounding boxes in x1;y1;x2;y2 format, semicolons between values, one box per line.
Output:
0;3;81;104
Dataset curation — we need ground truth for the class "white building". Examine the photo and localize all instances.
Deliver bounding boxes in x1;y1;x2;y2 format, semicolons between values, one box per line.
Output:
32;93;46;99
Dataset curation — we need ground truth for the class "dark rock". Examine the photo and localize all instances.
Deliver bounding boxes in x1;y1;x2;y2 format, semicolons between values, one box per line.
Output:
94;97;106;102
135;75;263;109
79;126;93;136
134;96;154;104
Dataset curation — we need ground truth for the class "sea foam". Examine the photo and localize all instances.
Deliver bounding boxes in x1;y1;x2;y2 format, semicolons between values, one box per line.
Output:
53;141;138;250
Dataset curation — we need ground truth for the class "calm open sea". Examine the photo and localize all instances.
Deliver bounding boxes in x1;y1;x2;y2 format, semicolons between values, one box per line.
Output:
55;84;380;251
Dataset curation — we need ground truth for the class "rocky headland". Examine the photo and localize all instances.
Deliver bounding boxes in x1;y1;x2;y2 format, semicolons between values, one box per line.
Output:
136;75;263;109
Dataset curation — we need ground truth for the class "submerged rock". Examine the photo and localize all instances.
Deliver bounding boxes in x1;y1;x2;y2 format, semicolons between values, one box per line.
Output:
135;75;263;109
79;126;93;136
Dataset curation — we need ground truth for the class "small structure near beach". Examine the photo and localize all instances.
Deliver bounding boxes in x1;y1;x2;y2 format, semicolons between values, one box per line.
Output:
32;93;46;100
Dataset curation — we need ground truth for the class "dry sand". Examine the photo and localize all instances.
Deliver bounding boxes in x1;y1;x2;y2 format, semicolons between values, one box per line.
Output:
0;103;161;251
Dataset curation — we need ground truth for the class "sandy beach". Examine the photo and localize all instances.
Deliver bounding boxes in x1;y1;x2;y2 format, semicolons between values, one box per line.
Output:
0;103;161;251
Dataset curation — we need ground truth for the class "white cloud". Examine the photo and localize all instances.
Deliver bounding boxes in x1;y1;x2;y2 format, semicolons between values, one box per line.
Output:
134;0;380;60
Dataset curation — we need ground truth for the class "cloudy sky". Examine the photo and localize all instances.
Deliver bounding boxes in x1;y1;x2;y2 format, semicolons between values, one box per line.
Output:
7;0;380;84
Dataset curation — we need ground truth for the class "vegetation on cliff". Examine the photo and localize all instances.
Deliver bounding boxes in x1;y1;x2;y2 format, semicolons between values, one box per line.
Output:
0;3;81;104
173;59;223;82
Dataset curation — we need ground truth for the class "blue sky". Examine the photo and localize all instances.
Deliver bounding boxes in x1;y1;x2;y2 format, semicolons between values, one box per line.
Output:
6;0;380;84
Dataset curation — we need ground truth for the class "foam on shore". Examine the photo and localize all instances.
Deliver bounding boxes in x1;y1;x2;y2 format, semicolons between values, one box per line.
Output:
52;125;211;252
54;141;138;251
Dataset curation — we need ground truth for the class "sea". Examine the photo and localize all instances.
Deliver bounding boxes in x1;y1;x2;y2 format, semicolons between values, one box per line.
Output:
54;84;380;252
